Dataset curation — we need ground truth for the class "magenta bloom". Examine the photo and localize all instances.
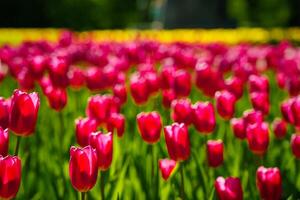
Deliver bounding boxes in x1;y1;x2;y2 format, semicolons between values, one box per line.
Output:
192;101;216;134
75;117;97;147
246;122;269;155
137;111;162;144
158;159;177;181
272;119;287;139
215;90;236;119
291;134;300;159
230;118;246;139
207;140;224;167
171;98;193;125
215;177;243;200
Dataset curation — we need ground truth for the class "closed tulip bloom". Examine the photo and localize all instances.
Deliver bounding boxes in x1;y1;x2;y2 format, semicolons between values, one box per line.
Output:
243;109;263;126
171;98;193;125
281;98;295;124
85;67;105;91
68;67;85;89
0;128;8;156
0;97;9;129
9;89;40;136
107;113;125;138
162;89;176;108
69;146;98;192
137;111;162;144
89;132;113;171
160;66;175;89
250;92;269;115
113;84;127;105
158;159;177;181
291;134;300;159
144;72;160;94
215;90;236;119
215;177;243;200
249;74;269;93
207;140;224;167
45;86;67;112
291;96;300;127
75;117;97;147
230;118;246;139
246;122;269;155
272;119;287;139
173;69;191;97
48;57;69;88
0;155;21;199
192;101;216;134
164;123;190;161
130;73;150;105
225;76;244;99
256;166;282;200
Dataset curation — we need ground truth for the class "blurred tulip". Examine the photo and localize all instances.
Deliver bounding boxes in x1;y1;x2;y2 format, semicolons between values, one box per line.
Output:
164;123;190;161
85;67;105;91
9;89;40;136
68;67;85;89
281;98;295;124
107;113;125;138
160;66;175;89
130;73;149;105
48;57;69;88
137;111;162;144
243;109;263;126
75;117;97;147
162;89;176;108
215;177;243;200
0;128;8;156
69;146;98;192
291;96;300;127
173;69;191;97
230;118;246;139
291;134;300;159
0;97;9;129
113;84;127;105
171;98;193;125
272;119;287;139
89;132;113;171
192;101;216;134
256;166;282;200
249;74;269;93
45;86;67;111
225;76;244;99
250;92;269;115
207;140;224;167
276;73;285;89
215;90;236;119
246;122;269;155
158;159;177;181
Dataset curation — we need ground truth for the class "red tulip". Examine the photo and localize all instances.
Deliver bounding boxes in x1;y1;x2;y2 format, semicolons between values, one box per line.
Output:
89;132;113;171
230;118;246;139
0;155;21;199
250;92;269;115
272;119;287;139
246;122;269;155
243;109;263;126
0;97;9;129
48;57;69;88
162;89;176;108
215;90;236;119
192;101;216;134
160;66;175;89
107;113;125;138
276;73;285;89
130;73;149;105
69;146;98;192
9;89;40;136
171;98;193;125
75;117;97;147
0;128;8;156
113;84;127;105
215;177;243;200
144;72;160;94
249;74;269;93
85;67;105;91
207;140;224;167
281;98;295;124
68;67;85;89
173;69;191;97
256;166;282;200
291;134;300;159
45;86;67;111
291;96;300;127
164;123;190;161
137;111;162;144
158;159;177;181
225;76;244;99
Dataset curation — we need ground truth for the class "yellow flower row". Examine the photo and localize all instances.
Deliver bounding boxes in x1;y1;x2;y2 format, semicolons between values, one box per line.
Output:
1;28;300;45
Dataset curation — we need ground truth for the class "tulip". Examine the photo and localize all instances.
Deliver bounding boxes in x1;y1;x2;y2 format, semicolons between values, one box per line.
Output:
45;86;68;112
107;113;125;138
0;97;9;129
291;134;300;159
137;111;162;144
0;128;9;156
9;89;40;136
113;84;127;105
89;132;113;171
230;118;246;139
192;101;216;134
246;122;269;155
173;69;191;97
215;177;243;200
69;146;98;192
215;90;236;119
249;74;269;93
162;89;176;108
250;92;269;115
225;76;244;99
171;98;193;125
243;109;263;126
272;119;287;139
130;73;150;105
144;72;160;94
85;67;105;91
158;159;177;181
207;140;224;167
160;66;175;89
75;117;97;147
256;166;282;200
68;67;85;89
281;98;295;124
164;123;190;161
276;73;285;89
291;96;300;127
48;57;69;88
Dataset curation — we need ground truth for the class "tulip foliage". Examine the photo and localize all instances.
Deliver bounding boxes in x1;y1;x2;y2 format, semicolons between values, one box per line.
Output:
0;31;299;199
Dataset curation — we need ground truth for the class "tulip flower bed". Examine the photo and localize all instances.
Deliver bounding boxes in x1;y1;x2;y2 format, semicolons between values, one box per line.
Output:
0;31;300;200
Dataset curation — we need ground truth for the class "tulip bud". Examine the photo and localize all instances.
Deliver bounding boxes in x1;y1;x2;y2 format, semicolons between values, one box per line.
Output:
69;146;98;192
171;98;193;125
291;96;300;127
45;86;67;112
276;73;285;89
281;98;295;124
250;92;269;115
48;57;69;88
192;101;216;134
130;73;150;105
246;122;269;155
249;74;269;93
164;123;190;161
158;159;177;181
75;117;97;147
215;90;236;119
256;166;282;200
207;140;224;167
68;67;85;89
107;113;125;138
243;109;263;126
272;119;287;139
85;67;105;91
137;111;162;144
230;118;246;139
9;89;40;136
89;132;113;171
0;97;9;129
173;69;191;97
0;128;9;156
225;76;244;99
113;84;127;105
162;89;176;108
215;177;243;200
291;134;300;159
160;66;175;89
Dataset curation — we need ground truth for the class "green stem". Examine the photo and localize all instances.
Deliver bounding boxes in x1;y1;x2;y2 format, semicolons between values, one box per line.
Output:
100;171;105;200
180;164;185;200
81;192;86;200
14;136;21;156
